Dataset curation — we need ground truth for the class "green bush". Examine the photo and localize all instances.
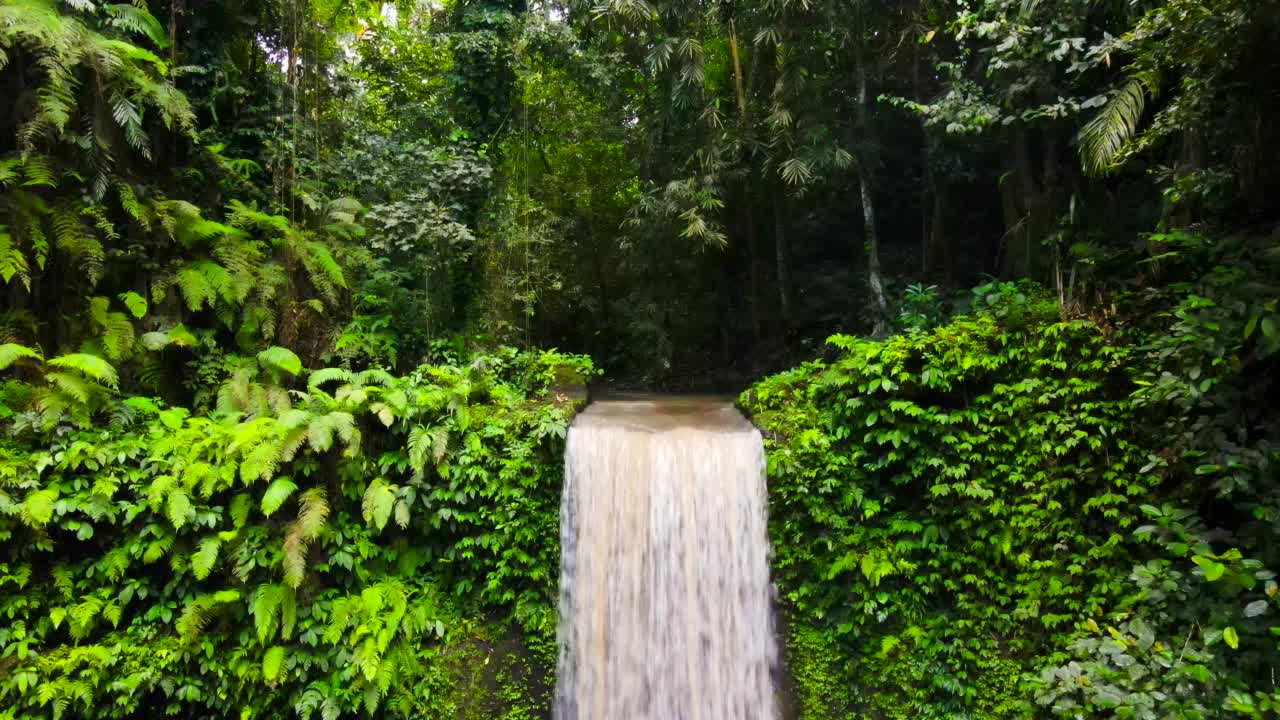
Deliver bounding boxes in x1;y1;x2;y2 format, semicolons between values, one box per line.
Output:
744;310;1159;717
746;274;1280;718
0;347;592;720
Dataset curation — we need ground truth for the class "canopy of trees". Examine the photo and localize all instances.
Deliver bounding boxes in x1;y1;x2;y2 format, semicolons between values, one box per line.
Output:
2;0;1279;717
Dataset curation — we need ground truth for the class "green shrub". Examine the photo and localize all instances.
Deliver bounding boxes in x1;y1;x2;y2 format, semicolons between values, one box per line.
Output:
745;311;1155;718
0;347;592;719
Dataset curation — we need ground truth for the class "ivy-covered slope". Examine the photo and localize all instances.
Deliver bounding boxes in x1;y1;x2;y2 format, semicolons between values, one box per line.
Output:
743;298;1279;719
0;347;592;720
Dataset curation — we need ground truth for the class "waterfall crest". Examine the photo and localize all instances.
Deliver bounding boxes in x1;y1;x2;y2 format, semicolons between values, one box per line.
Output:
554;398;779;720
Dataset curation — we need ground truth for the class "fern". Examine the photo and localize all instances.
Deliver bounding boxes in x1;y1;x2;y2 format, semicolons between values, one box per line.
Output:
0;342;43;370
88;297;136;360
407;425;449;479
100;547;131;581
142;535;173;563
260;477;297;517
307;367;352;391
118;291;147;318
252;583;293;642
305;240;347;291
282;488;328;588
102;4;168;48
262;646;286;683
0;228;32;288
175;589;241;641
173;263;217;311
257;346;302;375
141;323;197;351
20;488;58;526
240;440;284;485
47;353;118;388
306;411;358;454
69;596;104;640
191;537;221;580
166;487;192;529
116;182;148;228
52;207;104;285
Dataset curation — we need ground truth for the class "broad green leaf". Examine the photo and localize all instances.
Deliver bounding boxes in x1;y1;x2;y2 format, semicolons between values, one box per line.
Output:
362;480;396;531
1223;626;1239;649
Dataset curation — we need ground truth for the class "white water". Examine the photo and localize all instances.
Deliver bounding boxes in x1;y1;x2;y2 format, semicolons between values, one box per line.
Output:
554;398;779;720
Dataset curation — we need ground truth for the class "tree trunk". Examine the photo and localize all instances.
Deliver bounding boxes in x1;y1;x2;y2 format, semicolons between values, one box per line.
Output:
742;187;763;343
927;171;947;279
860;172;888;337
167;0;184;166
774;186;793;328
855;14;889;337
728;19;763;341
914;36;947;281
1003;125;1040;277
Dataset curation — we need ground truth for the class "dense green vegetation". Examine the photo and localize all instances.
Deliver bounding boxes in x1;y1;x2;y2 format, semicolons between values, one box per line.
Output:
0;346;591;718
2;0;1279;717
745;272;1279;718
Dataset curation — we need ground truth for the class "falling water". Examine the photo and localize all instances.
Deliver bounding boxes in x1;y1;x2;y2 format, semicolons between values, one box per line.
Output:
554;397;779;720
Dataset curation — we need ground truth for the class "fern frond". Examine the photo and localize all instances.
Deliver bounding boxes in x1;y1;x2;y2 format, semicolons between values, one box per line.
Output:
305;241;347;290
116;182;148;227
252;583;284;642
52;207;104;285
258;346;302;375
282;488;328;588
20;488;58;526
166;487;192;528
176;589;241;640
307;367;352;391
47;353;118;387
294;488;328;540
44;371;93;403
407;425;449;478
0;343;43;370
0;228;32;288
307;411;358;454
263;646;286;683
355;369;396;388
261;477;298;517
240;440;284;485
191;536;221;580
102;4;168;47
118;291;147;318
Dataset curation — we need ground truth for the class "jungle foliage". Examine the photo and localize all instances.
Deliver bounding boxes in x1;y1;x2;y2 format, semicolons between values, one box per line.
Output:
2;0;1280;717
745;262;1280;719
0;344;592;719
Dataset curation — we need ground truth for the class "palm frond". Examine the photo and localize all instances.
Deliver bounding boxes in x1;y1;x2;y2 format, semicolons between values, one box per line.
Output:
1077;78;1150;176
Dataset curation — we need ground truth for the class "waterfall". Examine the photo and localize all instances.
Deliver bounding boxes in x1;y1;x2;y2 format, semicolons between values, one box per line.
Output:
554;398;779;720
